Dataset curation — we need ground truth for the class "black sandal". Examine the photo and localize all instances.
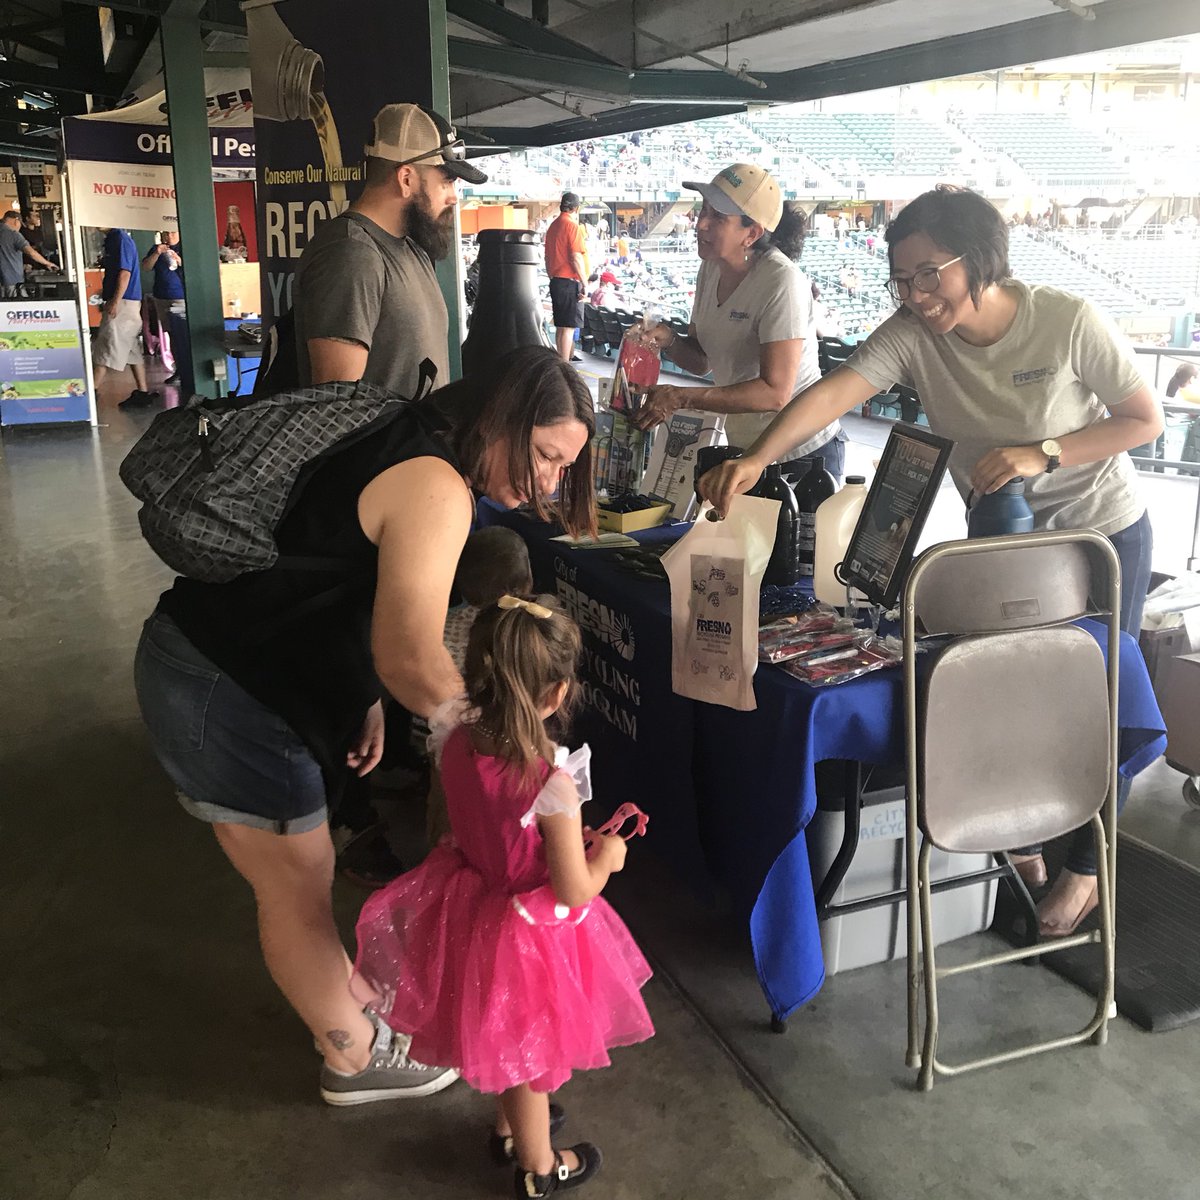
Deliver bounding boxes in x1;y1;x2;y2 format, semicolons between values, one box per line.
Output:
489;1101;566;1166
512;1142;602;1198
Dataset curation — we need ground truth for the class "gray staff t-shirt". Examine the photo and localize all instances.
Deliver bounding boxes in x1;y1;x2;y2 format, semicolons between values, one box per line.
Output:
0;224;30;287
690;248;836;461
847;280;1148;536
294;212;449;398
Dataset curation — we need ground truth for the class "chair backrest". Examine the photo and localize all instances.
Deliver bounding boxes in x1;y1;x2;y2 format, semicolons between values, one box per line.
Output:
919;626;1110;852
912;539;1098;635
903;532;1121;855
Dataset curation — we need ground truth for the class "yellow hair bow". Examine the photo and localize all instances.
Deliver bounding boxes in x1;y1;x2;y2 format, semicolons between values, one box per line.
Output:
497;594;553;619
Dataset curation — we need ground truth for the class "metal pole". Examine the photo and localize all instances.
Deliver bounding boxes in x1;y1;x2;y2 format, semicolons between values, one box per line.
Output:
429;0;464;382
160;1;228;398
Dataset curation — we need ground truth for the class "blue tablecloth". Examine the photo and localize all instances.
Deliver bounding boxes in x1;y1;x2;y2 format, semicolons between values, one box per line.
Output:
484;508;1168;1021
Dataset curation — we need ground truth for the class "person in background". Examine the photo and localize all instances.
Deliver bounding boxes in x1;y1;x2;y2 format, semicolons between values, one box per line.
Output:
93;226;157;410
134;346;595;1108
352;596;652;1198
19;209;48;257
616;230;630;265
633;162;846;480
544;191;589;363
142;231;184;386
294;101;487;883
0;208;57;298
700;185;1163;936
294;101;486;398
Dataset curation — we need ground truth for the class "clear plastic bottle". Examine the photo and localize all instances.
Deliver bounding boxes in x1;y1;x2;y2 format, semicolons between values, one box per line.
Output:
813;474;868;606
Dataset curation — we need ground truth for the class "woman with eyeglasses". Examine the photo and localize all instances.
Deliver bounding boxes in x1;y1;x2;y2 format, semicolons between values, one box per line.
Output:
631;163;847;481
699;184;1163;938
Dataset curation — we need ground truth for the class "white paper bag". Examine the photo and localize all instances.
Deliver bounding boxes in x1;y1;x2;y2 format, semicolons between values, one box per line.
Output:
661;495;779;710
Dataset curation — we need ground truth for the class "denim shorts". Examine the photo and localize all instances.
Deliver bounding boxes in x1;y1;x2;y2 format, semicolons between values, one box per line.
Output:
134;612;328;835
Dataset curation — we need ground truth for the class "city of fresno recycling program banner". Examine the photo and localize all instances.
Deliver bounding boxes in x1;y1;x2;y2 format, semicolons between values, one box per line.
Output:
247;0;432;327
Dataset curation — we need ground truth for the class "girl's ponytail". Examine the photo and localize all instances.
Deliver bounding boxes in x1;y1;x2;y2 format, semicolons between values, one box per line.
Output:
463;596;582;785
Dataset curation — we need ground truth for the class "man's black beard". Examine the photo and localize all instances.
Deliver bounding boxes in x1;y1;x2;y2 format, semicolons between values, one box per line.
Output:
408;200;455;263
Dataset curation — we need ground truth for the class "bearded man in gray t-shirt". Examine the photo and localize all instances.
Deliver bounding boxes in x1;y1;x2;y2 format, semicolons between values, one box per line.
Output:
294;103;486;400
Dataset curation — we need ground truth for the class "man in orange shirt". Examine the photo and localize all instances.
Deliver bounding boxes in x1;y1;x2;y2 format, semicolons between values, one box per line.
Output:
544;191;589;361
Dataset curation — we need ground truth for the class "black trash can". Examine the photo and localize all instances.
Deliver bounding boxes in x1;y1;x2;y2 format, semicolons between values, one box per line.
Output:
461;229;551;377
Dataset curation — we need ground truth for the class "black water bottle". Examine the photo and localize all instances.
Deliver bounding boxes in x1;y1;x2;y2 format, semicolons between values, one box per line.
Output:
794;456;838;578
753;463;802;586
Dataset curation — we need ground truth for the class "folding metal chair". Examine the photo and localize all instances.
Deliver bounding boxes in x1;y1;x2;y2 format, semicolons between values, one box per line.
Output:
902;531;1120;1090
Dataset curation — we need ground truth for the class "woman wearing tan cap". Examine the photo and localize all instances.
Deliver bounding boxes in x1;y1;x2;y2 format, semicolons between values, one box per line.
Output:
632;162;845;480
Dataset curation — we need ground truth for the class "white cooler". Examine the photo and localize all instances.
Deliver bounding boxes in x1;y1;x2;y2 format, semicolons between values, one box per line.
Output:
808;786;999;976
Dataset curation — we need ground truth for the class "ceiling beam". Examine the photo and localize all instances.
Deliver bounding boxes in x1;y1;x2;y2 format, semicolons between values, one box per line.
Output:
473;102;745;148
3;24;65;59
447;38;780;102
58;0;246;36
445;0;614;65
0;140;57;161
769;0;1200;98
0;59;125;98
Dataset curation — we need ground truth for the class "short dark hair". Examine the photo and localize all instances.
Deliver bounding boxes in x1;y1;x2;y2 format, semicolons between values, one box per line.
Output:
560;191;581;212
885;185;1010;308
748;202;806;261
454;527;533;606
365;155;400;187
2;210;19;223
439;345;597;539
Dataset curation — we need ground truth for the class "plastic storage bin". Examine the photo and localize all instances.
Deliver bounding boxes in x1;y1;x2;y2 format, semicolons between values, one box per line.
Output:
807;784;998;975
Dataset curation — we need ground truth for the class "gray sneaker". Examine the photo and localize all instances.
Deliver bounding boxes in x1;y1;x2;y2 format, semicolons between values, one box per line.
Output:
319;1019;458;1106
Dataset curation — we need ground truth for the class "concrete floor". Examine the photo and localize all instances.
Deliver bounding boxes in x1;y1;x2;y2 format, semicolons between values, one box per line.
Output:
5;356;1200;1200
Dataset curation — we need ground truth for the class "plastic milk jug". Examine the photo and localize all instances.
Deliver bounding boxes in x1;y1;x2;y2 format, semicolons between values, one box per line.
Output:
793;457;838;578
813;474;868;606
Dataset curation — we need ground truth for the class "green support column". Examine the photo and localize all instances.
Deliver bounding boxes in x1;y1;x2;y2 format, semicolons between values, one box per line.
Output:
428;0;464;381
160;2;227;397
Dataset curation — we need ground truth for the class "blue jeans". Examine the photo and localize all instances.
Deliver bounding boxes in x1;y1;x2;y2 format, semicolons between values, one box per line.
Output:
1018;511;1154;875
779;428;847;486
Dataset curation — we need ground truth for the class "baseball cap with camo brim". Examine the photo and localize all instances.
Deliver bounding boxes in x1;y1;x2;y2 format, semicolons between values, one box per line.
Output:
682;163;782;232
364;103;488;185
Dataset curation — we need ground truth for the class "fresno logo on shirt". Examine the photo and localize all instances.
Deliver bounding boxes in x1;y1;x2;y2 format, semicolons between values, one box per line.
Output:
1012;366;1056;387
728;309;750;321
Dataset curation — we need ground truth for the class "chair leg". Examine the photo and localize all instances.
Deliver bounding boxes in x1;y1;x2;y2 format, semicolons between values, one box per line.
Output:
905;791;922;1068
917;838;939;1091
1091;813;1115;1045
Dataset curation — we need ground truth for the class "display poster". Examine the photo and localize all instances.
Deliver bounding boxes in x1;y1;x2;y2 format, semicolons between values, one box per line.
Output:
841;423;954;607
246;0;431;325
67;160;180;230
0;301;91;425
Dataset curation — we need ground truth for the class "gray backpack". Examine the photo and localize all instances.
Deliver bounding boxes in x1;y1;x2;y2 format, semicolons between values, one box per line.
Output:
119;364;435;583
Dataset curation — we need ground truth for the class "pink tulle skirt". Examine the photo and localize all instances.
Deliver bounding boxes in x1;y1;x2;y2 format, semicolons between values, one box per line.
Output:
352;845;654;1094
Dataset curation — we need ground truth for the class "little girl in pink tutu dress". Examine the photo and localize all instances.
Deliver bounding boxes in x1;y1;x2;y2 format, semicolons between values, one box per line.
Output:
352;595;654;1198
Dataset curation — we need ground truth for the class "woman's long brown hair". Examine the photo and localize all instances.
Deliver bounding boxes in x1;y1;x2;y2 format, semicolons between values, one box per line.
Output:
463;596;582;787
451;346;598;539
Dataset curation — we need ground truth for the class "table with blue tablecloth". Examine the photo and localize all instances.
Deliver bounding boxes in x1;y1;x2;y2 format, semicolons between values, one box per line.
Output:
483;508;1168;1022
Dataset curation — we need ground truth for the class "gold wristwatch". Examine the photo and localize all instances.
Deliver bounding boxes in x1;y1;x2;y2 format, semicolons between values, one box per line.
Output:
1040;438;1062;473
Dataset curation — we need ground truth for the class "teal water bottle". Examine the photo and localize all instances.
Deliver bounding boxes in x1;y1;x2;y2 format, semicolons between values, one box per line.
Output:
967;477;1035;538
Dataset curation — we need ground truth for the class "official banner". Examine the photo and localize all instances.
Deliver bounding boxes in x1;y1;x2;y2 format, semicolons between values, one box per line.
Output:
246;0;431;325
0;301;90;426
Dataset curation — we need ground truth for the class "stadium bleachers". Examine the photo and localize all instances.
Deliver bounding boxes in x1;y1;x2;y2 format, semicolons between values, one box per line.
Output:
956;112;1132;188
832;113;963;177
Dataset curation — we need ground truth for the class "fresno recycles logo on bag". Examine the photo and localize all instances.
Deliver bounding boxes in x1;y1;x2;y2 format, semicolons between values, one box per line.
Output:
662;497;780;712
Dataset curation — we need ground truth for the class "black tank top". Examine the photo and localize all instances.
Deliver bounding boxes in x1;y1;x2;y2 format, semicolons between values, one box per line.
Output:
157;400;463;791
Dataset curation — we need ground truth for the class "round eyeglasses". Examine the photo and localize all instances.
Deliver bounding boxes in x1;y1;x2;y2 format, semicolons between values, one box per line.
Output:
887;255;964;304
